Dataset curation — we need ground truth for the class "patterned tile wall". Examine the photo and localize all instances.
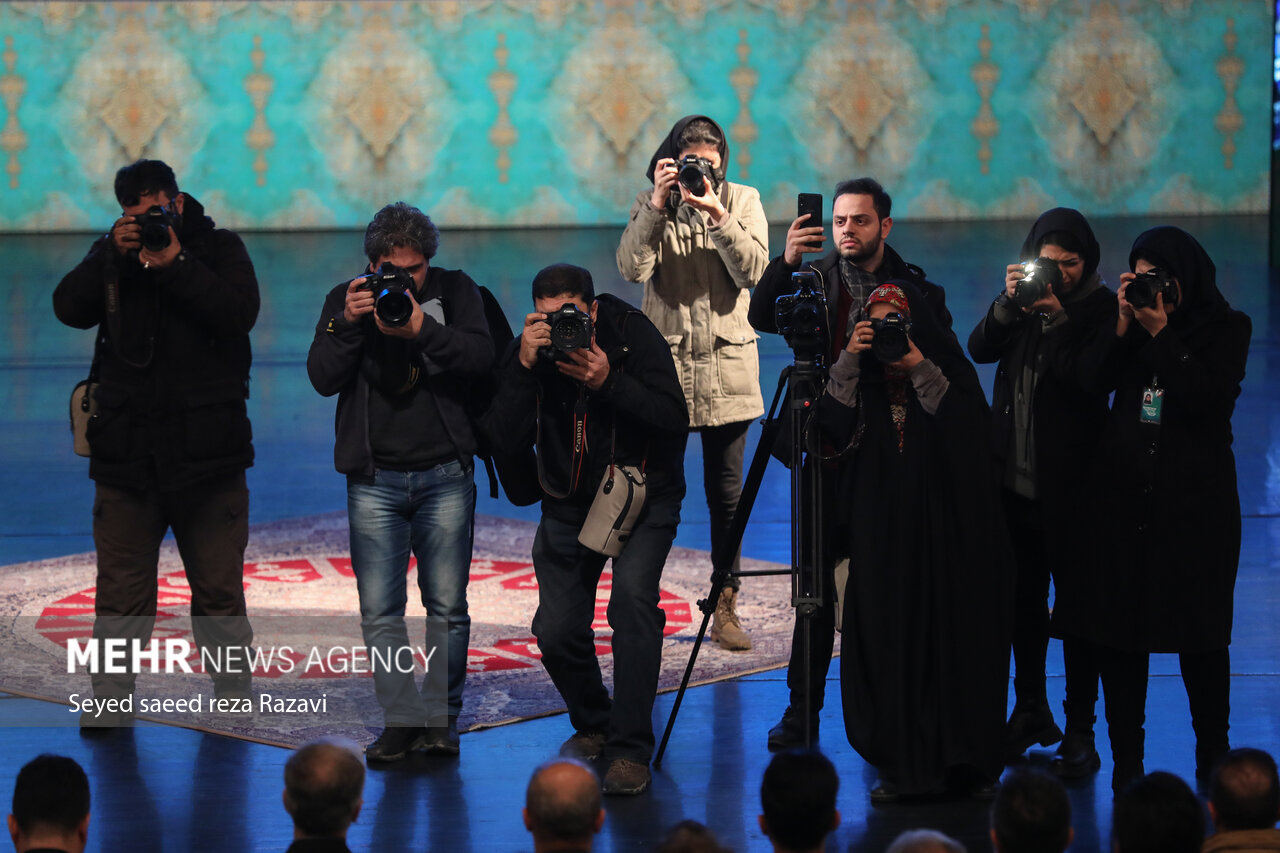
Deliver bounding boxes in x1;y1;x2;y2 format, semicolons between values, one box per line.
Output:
0;0;1268;230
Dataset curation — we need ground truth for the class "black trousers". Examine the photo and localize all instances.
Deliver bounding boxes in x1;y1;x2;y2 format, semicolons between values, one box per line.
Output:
1002;490;1052;708
90;471;253;698
693;420;751;592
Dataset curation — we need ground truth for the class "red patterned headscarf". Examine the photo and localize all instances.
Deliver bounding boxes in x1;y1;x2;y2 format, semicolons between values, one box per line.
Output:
866;283;911;317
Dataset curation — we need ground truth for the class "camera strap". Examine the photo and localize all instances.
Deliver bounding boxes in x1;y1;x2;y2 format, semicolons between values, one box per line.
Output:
535;384;590;500
103;246;156;370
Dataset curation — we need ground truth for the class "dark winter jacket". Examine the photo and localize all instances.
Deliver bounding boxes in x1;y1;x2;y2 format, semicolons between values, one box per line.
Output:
306;266;493;476
1052;226;1251;652
482;294;688;516
52;195;258;492
748;243;954;341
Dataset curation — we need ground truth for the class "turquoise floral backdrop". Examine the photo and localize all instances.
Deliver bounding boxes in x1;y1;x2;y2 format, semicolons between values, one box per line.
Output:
0;0;1267;231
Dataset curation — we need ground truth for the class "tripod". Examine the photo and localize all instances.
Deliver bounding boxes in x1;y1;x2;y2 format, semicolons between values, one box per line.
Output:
654;352;827;765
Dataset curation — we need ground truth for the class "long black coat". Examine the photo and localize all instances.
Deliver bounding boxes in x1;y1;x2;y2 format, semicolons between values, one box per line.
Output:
819;282;1012;793
1051;227;1251;653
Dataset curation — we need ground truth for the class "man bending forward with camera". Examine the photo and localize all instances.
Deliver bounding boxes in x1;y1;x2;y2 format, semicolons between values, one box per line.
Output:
307;202;492;761
483;264;688;795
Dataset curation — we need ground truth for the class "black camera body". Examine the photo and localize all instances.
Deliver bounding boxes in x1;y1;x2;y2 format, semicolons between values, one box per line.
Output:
775;271;829;361
869;312;912;363
539;303;593;362
135;204;179;252
1127;268;1179;310
674;155;715;197
1012;256;1064;309
361;262;416;327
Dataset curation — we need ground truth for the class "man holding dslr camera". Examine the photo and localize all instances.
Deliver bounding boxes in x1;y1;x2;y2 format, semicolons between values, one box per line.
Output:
53;159;259;723
482;263;687;795
307;202;492;761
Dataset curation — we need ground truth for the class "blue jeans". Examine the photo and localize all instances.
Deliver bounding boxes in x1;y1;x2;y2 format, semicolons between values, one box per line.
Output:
347;462;474;725
531;493;682;764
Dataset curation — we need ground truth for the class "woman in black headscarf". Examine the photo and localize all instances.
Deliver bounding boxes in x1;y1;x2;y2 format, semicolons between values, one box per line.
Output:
968;208;1117;773
1052;226;1251;793
820;281;1013;802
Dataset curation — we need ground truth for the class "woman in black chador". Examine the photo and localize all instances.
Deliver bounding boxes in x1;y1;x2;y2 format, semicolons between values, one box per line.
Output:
1052;226;1251;794
819;282;1012;802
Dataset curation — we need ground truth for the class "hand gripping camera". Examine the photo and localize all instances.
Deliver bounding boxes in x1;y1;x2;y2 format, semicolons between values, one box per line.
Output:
1012;257;1064;309
1126;268;1179;310
869;312;912;363
674;155;716;197
134;204;180;252
361;262;416;327
539;303;593;362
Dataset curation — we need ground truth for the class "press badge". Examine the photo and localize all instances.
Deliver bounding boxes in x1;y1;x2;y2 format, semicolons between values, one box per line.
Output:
1140;386;1164;424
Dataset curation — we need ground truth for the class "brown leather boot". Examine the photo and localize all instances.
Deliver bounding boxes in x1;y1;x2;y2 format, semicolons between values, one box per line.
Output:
710;587;752;651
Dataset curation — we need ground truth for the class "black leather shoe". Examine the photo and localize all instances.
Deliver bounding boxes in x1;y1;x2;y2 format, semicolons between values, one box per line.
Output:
766;706;818;751
1004;703;1064;760
422;717;460;756
1050;731;1101;778
365;726;427;762
869;779;901;804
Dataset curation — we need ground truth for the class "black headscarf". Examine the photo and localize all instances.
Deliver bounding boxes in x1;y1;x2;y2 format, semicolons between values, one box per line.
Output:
1020;207;1101;283
1128;225;1229;330
644;114;729;186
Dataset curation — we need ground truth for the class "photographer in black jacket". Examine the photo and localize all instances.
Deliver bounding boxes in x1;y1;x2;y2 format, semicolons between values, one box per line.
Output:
53;159;259;724
483;263;687;796
307;202;492;761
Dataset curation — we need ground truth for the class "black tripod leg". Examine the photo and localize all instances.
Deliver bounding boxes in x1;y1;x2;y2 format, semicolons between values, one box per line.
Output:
654;371;789;766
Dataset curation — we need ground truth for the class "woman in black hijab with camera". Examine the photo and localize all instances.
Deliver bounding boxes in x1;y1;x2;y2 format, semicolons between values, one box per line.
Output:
1052;225;1251;794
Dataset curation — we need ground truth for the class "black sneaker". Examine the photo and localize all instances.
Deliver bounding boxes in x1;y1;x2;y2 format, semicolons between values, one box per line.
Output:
365;726;427;762
422;717;460;756
603;758;651;795
766;706;817;751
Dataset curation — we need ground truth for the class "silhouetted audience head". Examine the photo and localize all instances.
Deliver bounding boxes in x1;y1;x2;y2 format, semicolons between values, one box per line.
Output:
523;758;604;852
7;754;90;853
759;749;840;852
1111;771;1204;853
885;828;967;853
990;768;1073;853
1208;747;1280;832
654;819;731;853
282;740;365;842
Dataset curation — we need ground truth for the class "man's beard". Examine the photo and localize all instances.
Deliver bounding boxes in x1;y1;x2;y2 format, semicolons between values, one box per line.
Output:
839;232;882;264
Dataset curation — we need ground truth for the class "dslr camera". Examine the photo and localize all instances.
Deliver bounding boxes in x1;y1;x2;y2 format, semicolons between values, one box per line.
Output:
539;303;593;362
1012;257;1063;309
674;155;716;197
775;271;829;361
869;312;912;363
134;204;180;253
1126;268;1179;310
360;262;416;327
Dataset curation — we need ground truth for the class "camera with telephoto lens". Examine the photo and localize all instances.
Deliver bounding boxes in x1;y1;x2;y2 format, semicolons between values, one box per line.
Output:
539;303;593;362
1126;268;1179;310
1012;257;1064;309
775;271;829;361
674;155;715;197
134;204;179;253
360;262;416;327
869;312;912;363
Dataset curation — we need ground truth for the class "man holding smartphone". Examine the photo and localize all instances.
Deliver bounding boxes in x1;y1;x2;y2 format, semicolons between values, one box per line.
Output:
617;115;769;651
748;177;956;750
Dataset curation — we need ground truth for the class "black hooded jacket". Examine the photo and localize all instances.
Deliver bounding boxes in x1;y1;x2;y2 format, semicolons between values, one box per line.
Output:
53;195;258;492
